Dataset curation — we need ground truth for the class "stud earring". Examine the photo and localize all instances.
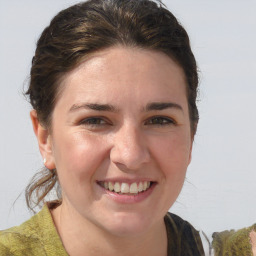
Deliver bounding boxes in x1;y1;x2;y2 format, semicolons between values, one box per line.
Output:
43;158;46;165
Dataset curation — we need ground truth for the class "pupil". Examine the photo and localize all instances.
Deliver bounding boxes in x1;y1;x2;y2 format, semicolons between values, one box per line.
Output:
91;119;100;124
154;118;162;124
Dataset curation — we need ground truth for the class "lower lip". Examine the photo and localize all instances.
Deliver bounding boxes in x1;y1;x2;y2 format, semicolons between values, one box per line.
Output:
97;183;156;204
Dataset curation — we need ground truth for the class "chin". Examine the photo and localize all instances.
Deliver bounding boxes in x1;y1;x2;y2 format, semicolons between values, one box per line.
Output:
100;211;155;237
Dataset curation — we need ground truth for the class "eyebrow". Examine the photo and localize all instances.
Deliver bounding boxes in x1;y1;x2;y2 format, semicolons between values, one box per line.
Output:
69;103;119;112
144;102;183;112
69;102;183;113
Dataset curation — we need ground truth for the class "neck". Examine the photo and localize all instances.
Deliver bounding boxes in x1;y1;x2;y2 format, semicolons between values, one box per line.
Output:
51;201;167;256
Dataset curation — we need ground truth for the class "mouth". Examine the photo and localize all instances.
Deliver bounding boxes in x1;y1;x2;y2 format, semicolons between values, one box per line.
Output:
97;181;155;195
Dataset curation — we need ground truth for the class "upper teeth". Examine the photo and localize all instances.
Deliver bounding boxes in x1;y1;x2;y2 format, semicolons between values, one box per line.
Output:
102;181;151;194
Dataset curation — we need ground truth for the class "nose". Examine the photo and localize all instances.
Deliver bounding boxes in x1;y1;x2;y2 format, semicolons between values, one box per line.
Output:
110;124;150;171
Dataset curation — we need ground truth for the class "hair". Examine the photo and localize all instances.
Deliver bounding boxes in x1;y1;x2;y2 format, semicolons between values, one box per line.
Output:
25;0;199;212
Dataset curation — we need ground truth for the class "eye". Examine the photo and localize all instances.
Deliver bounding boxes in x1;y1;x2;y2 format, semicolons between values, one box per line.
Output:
145;116;176;126
79;117;109;127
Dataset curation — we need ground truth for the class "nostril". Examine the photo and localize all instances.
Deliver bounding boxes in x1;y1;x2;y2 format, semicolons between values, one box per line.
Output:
110;147;150;171
109;128;150;169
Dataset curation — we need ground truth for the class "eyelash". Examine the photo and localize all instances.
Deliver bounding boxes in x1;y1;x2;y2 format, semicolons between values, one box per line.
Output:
79;117;109;127
79;116;176;128
145;116;176;126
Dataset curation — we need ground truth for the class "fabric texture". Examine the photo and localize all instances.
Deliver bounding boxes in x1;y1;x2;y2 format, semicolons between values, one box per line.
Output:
212;224;256;256
165;212;205;256
0;205;68;256
0;204;204;256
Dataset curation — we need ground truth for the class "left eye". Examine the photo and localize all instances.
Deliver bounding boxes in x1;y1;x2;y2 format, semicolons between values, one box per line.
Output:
80;117;108;126
145;116;175;126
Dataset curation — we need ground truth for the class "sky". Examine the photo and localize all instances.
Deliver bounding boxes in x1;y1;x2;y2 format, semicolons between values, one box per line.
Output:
0;0;256;247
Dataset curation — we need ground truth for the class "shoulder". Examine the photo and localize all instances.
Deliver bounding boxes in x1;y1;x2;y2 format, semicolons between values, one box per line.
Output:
0;210;47;256
165;212;205;256
0;204;67;256
212;224;256;256
0;241;11;256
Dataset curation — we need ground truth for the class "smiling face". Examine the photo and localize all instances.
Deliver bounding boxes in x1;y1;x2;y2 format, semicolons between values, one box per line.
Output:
41;46;192;236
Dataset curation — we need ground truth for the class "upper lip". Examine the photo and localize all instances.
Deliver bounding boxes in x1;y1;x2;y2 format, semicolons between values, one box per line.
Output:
96;178;157;184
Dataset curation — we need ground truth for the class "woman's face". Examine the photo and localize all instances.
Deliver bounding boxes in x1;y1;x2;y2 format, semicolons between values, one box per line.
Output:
46;46;192;236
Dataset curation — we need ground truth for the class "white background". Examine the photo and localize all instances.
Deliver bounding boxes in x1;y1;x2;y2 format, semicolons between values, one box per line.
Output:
0;0;255;246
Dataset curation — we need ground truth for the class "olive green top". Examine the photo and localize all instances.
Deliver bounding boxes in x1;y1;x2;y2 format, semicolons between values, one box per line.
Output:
0;205;68;256
212;224;256;256
0;204;204;256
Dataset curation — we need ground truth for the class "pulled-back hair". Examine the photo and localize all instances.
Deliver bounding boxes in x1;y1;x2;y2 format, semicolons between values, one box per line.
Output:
25;0;199;212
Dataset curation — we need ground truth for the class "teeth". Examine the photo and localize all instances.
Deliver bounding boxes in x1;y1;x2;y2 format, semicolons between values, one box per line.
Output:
102;181;152;194
143;181;148;190
121;183;130;193
130;182;138;194
138;182;143;192
108;182;114;191
114;182;121;193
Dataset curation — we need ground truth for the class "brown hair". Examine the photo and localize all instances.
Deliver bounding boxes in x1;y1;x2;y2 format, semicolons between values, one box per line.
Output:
25;0;199;211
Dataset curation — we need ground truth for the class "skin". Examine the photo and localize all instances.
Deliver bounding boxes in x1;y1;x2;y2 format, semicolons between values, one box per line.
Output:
250;231;256;256
31;46;193;256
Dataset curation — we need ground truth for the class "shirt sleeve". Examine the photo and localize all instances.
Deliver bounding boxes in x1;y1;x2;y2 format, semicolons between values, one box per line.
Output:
212;224;256;256
0;242;11;256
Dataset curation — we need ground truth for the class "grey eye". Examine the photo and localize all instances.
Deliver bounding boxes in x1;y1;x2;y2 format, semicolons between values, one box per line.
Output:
146;117;175;125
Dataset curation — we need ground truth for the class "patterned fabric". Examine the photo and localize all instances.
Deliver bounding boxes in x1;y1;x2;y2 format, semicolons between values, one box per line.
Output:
0;204;204;256
0;205;68;256
212;224;256;256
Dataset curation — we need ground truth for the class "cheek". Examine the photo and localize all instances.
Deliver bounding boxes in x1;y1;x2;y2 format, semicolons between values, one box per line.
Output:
53;132;110;186
152;132;191;177
149;134;191;212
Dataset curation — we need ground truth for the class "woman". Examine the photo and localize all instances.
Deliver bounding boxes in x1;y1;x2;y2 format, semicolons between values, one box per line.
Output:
0;0;204;255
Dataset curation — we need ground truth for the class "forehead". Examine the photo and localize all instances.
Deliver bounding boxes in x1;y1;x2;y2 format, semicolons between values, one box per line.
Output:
55;46;187;109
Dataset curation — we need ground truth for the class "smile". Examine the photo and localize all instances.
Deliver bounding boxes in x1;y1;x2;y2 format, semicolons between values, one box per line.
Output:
97;181;154;194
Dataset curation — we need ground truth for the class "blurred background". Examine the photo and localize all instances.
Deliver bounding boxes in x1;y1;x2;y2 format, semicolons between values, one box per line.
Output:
0;0;255;252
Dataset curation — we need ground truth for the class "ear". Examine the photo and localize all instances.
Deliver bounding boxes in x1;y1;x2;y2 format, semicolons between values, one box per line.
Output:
30;110;56;170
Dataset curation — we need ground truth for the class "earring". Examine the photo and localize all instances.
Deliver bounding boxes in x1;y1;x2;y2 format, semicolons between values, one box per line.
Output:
43;158;46;165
